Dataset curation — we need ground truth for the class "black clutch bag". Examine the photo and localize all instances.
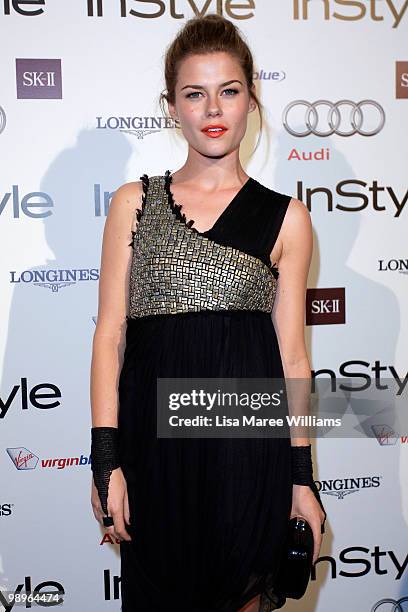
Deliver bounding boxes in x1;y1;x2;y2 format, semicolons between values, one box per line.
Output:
274;516;314;599
259;516;314;610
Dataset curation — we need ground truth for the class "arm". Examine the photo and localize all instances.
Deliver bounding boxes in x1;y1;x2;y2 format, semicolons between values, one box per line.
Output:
90;180;143;427
89;179;143;542
271;197;313;446
271;198;326;562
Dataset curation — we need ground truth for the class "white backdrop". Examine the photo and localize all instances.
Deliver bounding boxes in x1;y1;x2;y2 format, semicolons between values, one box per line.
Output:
1;2;407;611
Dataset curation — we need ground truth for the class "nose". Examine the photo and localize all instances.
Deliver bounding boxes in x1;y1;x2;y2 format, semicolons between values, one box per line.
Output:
206;94;222;117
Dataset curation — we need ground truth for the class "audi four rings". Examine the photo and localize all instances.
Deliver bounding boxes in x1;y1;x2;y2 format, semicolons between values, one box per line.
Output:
371;597;408;612
283;99;385;137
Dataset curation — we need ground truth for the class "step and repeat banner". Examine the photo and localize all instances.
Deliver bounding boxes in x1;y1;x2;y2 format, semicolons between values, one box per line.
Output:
1;2;407;611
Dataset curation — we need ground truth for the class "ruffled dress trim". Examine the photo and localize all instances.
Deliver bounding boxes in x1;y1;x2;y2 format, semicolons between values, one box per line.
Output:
128;173;149;248
164;169;197;232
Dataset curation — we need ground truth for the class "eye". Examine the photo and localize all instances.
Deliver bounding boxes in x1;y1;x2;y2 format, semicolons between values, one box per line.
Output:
185;88;240;99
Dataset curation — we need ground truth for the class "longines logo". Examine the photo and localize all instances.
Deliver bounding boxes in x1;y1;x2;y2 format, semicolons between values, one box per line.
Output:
16;58;62;100
283;100;385;137
379;258;408;274
396;61;408;99
306;288;345;326
293;0;407;28
96;115;177;139
9;268;99;291
316;475;382;499
87;0;256;19
297;180;406;218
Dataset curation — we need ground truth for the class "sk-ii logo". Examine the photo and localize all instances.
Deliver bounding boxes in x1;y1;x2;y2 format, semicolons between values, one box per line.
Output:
396;61;408;99
16;59;62;99
306;288;345;325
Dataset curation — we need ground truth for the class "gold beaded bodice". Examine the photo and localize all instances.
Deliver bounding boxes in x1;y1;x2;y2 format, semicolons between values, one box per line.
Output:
127;172;280;319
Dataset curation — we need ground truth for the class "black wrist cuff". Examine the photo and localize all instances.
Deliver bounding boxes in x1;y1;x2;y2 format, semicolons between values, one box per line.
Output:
90;427;120;516
291;444;327;530
291;444;313;485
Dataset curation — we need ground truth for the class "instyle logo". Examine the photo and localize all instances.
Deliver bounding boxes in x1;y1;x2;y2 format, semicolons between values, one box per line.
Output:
6;447;91;470
316;475;382;499
1;0;46;16
96;115;176;139
87;0;255;19
283;100;385;137
103;569;121;601
16;58;62;99
396;61;408;98
292;0;407;29
378;259;408;274
9;268;99;292
310;362;407;396
253;69;286;82
0;377;62;419
306;288;345;326
312;545;407;580
0;576;64;608
0;186;54;218
296;181;407;218
0;105;6;135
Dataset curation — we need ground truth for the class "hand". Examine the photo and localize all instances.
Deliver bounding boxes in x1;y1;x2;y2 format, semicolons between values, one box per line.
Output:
290;484;326;565
91;467;132;542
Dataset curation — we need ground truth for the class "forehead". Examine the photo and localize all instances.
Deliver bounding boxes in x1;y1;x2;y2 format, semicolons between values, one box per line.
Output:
176;52;243;85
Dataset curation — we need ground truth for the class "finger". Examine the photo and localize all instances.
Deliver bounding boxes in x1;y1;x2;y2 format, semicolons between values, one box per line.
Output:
123;487;131;526
111;508;132;542
311;525;323;565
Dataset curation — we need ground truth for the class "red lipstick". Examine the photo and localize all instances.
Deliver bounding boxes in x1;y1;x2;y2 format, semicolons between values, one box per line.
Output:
201;124;228;138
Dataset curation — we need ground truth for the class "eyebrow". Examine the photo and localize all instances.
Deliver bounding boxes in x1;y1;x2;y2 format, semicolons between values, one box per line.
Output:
180;79;243;91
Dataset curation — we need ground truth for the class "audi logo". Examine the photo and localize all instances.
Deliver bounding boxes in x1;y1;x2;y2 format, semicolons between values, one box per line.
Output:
0;106;6;135
371;597;408;611
283;99;385;137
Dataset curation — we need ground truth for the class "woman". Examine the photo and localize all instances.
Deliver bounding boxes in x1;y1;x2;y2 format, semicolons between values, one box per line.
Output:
90;14;326;612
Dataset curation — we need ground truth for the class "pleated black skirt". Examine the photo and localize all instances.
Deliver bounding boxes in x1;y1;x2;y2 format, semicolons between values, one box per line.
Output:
118;310;292;611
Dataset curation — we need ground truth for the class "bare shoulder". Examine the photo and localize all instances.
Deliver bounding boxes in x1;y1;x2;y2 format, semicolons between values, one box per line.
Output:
110;180;143;212
281;197;312;247
285;196;311;225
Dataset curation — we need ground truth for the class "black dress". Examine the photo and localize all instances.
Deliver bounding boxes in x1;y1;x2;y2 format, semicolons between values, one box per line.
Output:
118;170;292;612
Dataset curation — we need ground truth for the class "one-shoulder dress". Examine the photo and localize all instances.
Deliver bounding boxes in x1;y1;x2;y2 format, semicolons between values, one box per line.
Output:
117;170;293;612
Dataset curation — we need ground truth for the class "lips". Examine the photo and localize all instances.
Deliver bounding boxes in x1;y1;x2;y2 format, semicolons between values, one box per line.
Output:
201;125;228;138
